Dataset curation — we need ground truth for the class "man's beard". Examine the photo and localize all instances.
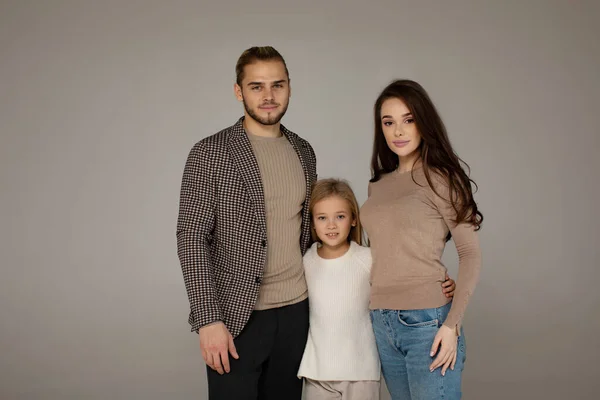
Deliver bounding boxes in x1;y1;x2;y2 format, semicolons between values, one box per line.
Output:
243;99;289;126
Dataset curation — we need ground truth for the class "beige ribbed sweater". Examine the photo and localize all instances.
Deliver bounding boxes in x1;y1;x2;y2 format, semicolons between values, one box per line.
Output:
248;133;308;310
360;166;481;329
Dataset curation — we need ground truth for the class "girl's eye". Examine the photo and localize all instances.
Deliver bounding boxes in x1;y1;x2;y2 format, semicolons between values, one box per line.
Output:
404;118;414;124
383;121;393;126
317;216;326;220
337;215;345;219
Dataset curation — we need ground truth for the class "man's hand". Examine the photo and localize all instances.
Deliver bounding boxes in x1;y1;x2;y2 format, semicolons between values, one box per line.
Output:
442;272;456;298
199;321;239;375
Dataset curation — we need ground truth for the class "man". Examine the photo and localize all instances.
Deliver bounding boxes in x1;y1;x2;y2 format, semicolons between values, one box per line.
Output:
176;46;456;399
176;46;316;399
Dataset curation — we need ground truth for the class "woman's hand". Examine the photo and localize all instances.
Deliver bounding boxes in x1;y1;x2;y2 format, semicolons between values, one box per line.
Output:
429;324;458;376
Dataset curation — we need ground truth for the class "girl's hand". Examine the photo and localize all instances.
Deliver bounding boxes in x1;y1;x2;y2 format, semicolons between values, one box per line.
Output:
429;325;458;376
442;272;456;298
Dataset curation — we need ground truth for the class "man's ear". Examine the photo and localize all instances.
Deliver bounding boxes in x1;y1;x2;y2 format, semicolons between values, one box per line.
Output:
234;83;243;102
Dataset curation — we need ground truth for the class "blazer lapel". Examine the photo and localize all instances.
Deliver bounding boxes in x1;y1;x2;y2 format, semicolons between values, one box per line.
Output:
228;118;267;235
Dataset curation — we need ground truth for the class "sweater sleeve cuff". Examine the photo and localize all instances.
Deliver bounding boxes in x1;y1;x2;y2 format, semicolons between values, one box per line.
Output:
442;321;461;336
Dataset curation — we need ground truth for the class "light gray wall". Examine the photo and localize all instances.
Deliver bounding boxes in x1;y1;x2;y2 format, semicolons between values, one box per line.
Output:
1;0;598;399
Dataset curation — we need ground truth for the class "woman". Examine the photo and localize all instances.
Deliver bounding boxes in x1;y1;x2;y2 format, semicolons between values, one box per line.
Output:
360;79;483;400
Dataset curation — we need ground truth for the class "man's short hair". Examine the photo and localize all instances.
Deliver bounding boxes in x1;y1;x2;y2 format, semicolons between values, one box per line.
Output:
235;46;289;85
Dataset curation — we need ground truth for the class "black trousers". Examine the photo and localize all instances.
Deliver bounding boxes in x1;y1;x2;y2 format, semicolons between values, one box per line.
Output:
206;299;309;400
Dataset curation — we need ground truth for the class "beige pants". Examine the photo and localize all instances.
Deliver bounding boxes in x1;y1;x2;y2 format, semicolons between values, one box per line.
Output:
304;378;380;400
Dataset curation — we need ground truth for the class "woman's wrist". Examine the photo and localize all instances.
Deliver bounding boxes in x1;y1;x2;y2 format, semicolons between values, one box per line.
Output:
442;323;460;336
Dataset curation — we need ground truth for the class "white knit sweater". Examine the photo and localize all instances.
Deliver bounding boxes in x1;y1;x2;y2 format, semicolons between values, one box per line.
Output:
297;241;380;381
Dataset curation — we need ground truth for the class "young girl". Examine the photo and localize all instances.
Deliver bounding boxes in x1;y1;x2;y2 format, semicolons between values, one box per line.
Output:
297;179;456;400
361;79;483;400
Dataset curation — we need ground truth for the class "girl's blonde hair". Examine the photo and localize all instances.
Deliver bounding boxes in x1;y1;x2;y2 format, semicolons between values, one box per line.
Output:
309;178;363;245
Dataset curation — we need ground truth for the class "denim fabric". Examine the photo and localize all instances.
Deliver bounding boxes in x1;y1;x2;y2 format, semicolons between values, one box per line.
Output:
370;302;466;400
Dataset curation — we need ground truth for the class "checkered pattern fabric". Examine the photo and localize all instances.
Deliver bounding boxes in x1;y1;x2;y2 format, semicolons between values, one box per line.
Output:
176;117;317;337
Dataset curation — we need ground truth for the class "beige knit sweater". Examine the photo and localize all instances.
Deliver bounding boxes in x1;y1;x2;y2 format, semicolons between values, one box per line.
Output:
360;166;481;329
248;133;308;310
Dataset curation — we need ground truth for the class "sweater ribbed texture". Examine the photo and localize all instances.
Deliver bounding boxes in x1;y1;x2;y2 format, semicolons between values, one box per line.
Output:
248;133;308;310
298;241;381;381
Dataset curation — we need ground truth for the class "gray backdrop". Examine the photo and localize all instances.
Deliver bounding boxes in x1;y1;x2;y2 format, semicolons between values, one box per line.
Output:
1;0;599;399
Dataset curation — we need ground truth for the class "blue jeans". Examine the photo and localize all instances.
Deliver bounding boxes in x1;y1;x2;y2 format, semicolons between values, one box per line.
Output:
370;302;466;400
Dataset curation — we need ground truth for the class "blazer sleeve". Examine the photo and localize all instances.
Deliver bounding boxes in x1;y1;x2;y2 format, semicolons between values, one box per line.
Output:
306;140;318;182
176;141;222;333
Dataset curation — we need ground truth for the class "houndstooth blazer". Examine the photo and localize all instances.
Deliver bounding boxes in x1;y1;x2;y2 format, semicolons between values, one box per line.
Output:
176;117;317;337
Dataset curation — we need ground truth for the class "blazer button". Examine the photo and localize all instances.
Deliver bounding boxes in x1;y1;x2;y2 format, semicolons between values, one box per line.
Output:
261;239;266;247
255;277;262;284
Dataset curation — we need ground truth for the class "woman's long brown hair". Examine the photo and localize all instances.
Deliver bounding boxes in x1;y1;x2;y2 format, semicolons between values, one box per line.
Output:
370;79;483;231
